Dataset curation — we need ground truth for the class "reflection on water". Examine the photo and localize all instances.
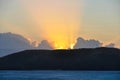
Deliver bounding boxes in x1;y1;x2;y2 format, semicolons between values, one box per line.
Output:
0;71;120;80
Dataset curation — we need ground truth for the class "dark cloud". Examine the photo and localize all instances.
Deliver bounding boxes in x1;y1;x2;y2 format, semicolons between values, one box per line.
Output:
38;40;53;50
0;32;53;57
0;32;34;57
73;37;102;49
105;43;115;48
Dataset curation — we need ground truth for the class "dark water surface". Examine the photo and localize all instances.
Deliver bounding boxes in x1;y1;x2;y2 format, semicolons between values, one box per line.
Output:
0;71;120;80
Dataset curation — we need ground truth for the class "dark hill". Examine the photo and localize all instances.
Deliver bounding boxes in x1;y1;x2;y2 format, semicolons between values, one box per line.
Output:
0;47;120;70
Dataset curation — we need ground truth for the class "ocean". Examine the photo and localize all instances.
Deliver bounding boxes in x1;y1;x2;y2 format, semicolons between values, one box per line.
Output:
0;71;120;80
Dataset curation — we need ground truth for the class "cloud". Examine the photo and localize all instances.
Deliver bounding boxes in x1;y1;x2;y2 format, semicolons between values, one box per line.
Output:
0;32;53;57
105;43;115;48
73;37;102;49
0;32;34;57
37;40;53;50
0;32;118;57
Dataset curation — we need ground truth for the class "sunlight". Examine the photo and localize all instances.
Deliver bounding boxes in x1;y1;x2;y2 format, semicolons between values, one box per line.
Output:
51;40;75;49
53;41;68;49
70;43;75;49
19;0;81;50
56;46;65;49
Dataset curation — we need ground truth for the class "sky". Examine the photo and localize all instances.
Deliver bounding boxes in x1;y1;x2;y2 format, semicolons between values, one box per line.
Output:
0;0;120;49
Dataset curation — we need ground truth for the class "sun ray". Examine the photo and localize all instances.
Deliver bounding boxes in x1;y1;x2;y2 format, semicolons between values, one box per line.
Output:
17;0;82;49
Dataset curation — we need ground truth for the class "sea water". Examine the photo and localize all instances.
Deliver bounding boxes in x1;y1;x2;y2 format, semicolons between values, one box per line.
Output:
0;71;120;80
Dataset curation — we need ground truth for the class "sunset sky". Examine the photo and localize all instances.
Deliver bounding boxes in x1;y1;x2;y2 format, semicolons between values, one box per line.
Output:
0;0;120;48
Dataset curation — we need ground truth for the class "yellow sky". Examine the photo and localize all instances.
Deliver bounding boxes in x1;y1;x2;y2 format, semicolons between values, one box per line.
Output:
18;0;81;49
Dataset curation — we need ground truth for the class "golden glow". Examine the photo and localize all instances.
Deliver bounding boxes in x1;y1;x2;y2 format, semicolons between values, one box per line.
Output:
54;42;65;49
50;37;76;49
53;41;68;49
70;43;75;49
1;0;120;49
19;0;81;49
53;42;75;49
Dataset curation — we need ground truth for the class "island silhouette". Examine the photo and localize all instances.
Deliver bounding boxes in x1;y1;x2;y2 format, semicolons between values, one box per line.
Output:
0;47;120;70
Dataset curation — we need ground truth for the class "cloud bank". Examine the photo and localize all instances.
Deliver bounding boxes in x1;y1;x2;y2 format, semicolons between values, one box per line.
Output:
0;32;118;57
105;43;115;48
73;37;102;49
0;32;34;57
0;32;33;49
0;32;54;57
37;40;53;50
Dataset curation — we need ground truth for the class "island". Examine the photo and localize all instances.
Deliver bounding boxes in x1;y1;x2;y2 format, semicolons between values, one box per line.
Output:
0;47;120;70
